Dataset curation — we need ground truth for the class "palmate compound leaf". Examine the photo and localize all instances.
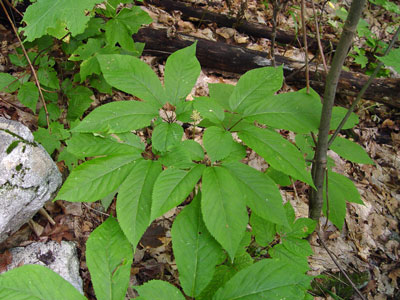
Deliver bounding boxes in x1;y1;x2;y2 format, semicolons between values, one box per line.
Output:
56;154;139;202
164;43;201;105
117;160;162;248
72;100;158;134
228;66;283;113
0;265;87;300
222;162;288;226
213;258;311;300
323;171;363;229
201;167;248;261
171;194;224;297
243;88;322;133
22;0;103;41
329;136;374;164
238;125;315;188
97;54;165;107
151;165;205;220
86;217;133;300
135;280;185;300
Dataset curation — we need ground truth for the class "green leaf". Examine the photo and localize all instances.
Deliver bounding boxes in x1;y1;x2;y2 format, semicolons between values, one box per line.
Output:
18;81;39;111
194;97;225;124
202;167;248;261
181;140;204;161
159;140;204;169
33;127;60;155
269;239;313;273
221;141;247;162
330;136;374;164
171;194;223;297
208;83;234;110
66;85;93;121
222;162;287;226
164;43;201;105
152;123;184;152
86;217;133;300
295;133;315;164
135;280;185;300
97;54;165;107
324;171;363;229
22;0;103;41
331;106;359;130
69;38;103;61
0;73;20;92
229;66;283;112
72;100;158;133
37;67;59;89
244;88;321;133
58;148;79;171
56;154;138;202
212;258;310;300
265;167;291;186
151;165;205;220
250;213;276;246
38;103;61;127
0;265;86;300
105;7;152;52
90;75;112;94
238;125;315;187
203;126;234;162
117;160;162;248
377;48;400;73
66;133;143;158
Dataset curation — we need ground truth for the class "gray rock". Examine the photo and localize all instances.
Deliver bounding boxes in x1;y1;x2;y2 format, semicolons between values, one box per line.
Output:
3;241;83;294
0;117;62;243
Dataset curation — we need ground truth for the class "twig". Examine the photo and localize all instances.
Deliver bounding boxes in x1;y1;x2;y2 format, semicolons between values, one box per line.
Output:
300;0;310;93
83;203;110;217
316;231;367;300
3;0;23;18
0;0;50;129
323;168;329;230
327;25;400;148
311;0;328;73
270;1;283;67
39;208;56;226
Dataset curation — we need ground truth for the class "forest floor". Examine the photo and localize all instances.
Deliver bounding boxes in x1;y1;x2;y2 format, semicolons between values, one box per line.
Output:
0;0;399;299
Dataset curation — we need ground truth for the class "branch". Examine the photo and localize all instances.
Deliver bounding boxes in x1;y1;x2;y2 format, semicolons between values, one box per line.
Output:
309;0;367;221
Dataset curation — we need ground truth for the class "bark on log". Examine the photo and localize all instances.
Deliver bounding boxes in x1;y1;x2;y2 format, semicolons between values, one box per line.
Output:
134;27;400;108
145;0;336;53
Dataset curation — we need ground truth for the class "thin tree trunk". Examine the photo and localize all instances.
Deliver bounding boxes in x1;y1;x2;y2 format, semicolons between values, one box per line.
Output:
309;0;367;221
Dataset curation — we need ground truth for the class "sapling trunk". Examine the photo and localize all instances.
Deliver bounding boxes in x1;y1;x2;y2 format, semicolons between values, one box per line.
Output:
309;0;367;221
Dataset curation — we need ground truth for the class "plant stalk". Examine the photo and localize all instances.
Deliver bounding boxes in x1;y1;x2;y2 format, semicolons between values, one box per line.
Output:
309;0;367;221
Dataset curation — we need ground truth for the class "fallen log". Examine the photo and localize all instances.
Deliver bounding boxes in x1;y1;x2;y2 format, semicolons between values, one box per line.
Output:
145;0;336;53
134;27;400;108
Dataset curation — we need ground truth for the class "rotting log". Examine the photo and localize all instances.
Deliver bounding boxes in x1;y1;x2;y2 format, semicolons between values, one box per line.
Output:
134;27;400;108
145;0;336;53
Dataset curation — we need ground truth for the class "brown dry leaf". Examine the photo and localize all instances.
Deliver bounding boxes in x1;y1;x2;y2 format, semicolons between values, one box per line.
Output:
216;27;235;39
388;268;400;289
382;119;395;128
0;250;12;272
140;224;166;249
